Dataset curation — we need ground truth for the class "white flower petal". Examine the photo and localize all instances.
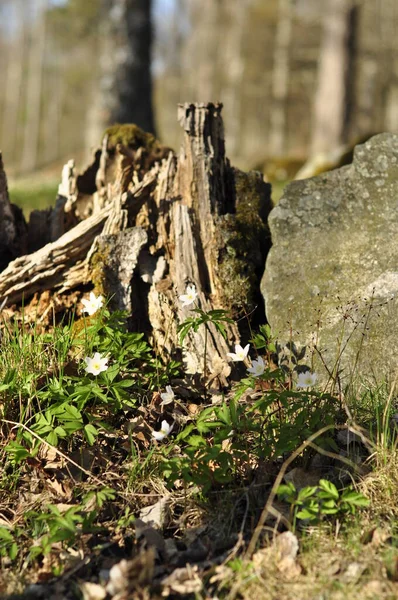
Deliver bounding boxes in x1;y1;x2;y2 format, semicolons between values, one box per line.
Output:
81;292;104;316
296;371;317;388
84;352;109;376
227;343;251;362
247;356;265;376
152;420;173;441
179;284;198;307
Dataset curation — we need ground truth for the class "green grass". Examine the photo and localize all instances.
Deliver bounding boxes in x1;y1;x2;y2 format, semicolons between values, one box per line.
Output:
0;297;397;599
8;179;59;216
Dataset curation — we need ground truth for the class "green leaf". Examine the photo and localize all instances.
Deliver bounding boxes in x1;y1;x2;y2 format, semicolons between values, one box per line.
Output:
296;508;318;520
297;486;318;501
318;479;339;500
63;404;82;420
9;542;18;560
276;483;296;499
46;431;58;446
0;528;14;542
116;379;136;388
104;363;119;383
186;435;207;447
4;442;31;463
341;490;370;507
84;424;98;445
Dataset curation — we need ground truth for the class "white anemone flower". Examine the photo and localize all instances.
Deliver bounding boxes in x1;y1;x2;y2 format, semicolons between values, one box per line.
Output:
152;420;173;441
227;344;250;362
81;292;104;316
84;352;109;376
247;356;265;377
296;371;317;389
160;385;175;406
179;284;197;307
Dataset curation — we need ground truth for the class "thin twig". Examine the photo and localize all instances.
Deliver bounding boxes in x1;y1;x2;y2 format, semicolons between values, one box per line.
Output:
1;419;105;486
245;423;360;559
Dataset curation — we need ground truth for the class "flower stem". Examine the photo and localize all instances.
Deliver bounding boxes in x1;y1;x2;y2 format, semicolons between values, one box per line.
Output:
203;323;208;401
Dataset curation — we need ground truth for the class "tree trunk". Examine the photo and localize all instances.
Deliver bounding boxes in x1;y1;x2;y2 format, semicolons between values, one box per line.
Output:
0;104;271;385
311;0;354;154
221;0;249;160
2;0;25;167
96;0;155;137
0;154;27;272
21;0;47;173
269;0;293;157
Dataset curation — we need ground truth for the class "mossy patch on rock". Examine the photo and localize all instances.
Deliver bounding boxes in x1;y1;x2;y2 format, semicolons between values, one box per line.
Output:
262;133;398;385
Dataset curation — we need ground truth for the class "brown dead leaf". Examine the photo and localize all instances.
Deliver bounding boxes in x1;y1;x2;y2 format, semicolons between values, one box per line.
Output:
276;555;302;578
324;559;341;577
362;580;388;598
274;531;299;560
45;478;73;501
340;561;366;583
135;518;166;554
187;403;199;416
80;581;107;600
361;526;391;547
106;549;155;596
208;565;234;585
161;565;203;596
139;496;169;530
274;531;301;578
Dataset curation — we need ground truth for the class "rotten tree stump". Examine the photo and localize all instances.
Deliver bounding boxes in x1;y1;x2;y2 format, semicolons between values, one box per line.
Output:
0;103;272;385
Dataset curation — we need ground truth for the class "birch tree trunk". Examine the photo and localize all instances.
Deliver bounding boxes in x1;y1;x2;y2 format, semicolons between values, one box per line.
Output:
21;0;47;173
269;0;293;157
2;0;25;166
221;0;249;160
311;0;353;154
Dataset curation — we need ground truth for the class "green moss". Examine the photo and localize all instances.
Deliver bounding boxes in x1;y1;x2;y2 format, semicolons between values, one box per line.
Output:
88;243;111;297
103;124;159;153
217;170;270;313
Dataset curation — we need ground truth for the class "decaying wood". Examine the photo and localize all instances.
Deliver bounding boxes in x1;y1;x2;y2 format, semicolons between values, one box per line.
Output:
0;104;271;384
0;153;27;271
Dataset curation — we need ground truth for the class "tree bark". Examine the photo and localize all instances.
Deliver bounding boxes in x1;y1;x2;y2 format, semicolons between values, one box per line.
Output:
96;0;155;136
0;154;27;272
0;104;271;385
269;0;293;157
21;0;47;173
2;0;25;166
311;0;354;154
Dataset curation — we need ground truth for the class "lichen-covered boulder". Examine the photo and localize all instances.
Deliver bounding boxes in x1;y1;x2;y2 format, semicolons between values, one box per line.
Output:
262;133;398;386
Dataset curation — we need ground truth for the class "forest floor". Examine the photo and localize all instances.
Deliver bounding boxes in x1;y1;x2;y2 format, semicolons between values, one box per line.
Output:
0;289;397;600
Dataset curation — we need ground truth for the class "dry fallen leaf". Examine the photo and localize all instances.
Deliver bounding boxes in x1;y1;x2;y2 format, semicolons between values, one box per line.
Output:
161;565;203;596
139;496;169;530
340;561;366;583
80;581;107;600
273;531;301;578
106;549;155;596
135;518;166;554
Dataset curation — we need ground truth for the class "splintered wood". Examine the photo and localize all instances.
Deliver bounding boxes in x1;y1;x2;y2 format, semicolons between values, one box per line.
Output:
0;104;271;385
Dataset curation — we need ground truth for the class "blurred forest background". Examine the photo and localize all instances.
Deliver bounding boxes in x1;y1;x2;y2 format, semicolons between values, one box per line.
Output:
0;0;397;209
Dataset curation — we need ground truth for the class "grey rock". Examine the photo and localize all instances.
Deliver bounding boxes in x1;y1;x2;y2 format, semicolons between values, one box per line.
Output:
262;133;398;385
